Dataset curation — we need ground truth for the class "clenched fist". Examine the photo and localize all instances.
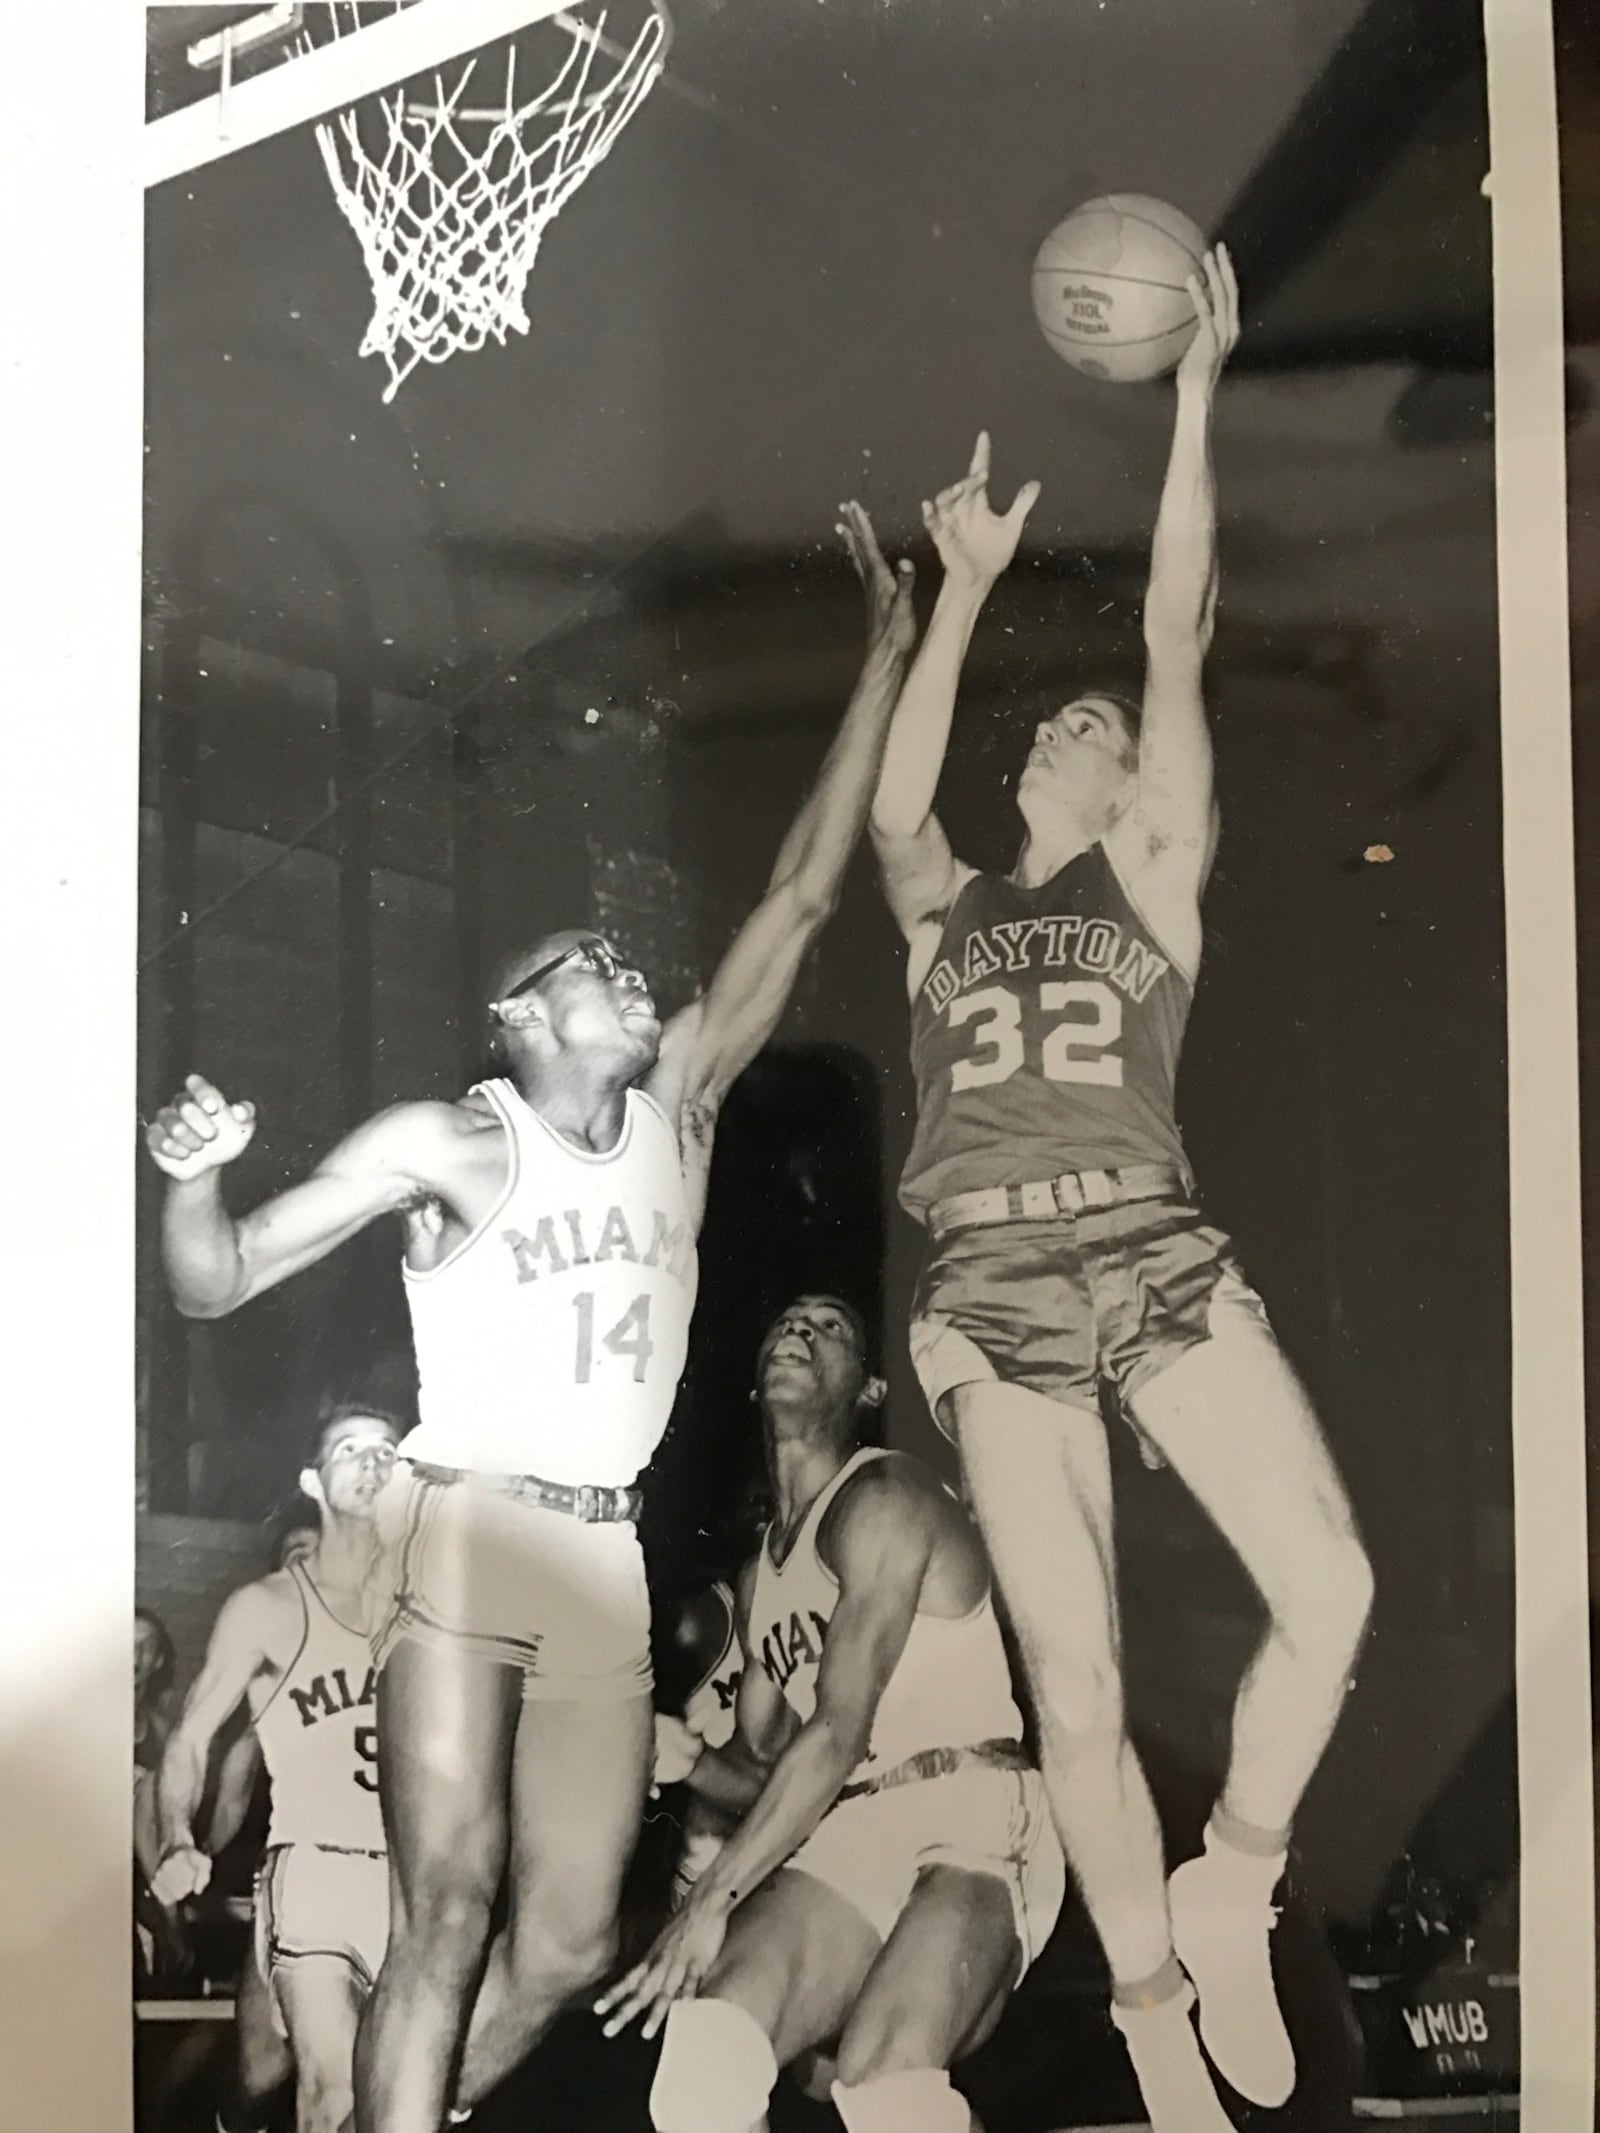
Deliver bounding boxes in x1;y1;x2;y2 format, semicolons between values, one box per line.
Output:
653;1712;704;1790
146;1075;257;1182
150;1843;212;1909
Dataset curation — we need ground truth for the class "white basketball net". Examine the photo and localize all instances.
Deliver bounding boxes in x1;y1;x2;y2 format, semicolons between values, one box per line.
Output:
312;4;669;400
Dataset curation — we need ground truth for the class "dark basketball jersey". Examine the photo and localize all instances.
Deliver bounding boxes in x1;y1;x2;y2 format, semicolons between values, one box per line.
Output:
900;843;1192;1217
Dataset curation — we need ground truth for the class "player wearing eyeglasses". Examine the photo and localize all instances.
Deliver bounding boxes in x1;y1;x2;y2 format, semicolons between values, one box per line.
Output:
145;504;917;2133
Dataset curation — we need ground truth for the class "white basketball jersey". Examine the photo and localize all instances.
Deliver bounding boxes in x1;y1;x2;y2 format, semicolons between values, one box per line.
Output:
747;1450;1025;1785
683;1581;742;1751
402;1080;698;1486
252;1564;384;1853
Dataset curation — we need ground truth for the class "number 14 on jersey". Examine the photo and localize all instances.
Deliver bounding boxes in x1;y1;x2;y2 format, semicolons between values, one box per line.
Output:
572;1293;656;1383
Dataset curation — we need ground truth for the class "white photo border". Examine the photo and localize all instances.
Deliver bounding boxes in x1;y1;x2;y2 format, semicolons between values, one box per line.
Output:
0;3;1589;2128
1484;2;1597;2126
0;2;144;2130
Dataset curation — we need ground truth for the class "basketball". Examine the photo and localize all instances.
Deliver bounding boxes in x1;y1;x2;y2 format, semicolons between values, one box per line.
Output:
1031;194;1207;383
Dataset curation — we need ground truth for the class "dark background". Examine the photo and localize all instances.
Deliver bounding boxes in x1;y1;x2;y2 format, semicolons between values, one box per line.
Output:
137;0;1517;2046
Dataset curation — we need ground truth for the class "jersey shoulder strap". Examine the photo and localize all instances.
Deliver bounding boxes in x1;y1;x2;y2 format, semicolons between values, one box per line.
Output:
251;1566;311;1725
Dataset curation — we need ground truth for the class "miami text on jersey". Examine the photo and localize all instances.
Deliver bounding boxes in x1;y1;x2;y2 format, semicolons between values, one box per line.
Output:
288;1663;378;1729
498;1205;696;1286
759;1607;830;1695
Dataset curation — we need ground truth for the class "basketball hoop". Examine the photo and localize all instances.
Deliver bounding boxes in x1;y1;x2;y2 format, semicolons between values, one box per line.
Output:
306;2;671;401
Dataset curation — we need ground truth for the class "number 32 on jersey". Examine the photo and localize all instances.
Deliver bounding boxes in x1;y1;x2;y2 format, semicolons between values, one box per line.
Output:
949;981;1122;1090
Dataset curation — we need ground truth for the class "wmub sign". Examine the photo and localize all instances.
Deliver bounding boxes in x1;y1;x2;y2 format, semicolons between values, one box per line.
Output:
1350;1964;1520;2103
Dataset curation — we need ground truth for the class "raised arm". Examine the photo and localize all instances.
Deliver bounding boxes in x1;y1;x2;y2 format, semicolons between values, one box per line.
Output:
146;1075;460;1319
650;505;915;1138
151;1585;274;1906
598;1466;938;2037
1107;245;1240;943
870;431;1039;941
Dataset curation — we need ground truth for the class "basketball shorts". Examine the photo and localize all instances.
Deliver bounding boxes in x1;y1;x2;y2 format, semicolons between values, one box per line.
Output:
253;1843;389;2025
785;1764;1065;1974
910;1196;1272;1436
374;1462;652;1701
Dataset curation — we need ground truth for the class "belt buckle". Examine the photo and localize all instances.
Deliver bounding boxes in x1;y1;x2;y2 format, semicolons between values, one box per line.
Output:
573;1484;601;1524
1052;1172;1084;1215
1018;1179;1056;1220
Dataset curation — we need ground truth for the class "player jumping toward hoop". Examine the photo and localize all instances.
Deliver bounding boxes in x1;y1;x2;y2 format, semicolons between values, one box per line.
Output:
145;504;917;2133
868;250;1373;2129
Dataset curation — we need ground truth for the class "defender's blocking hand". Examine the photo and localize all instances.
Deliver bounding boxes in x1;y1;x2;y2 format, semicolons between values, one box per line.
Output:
838;500;916;659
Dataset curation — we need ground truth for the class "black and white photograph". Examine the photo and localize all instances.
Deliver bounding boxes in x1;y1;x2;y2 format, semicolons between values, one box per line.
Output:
0;3;1593;2131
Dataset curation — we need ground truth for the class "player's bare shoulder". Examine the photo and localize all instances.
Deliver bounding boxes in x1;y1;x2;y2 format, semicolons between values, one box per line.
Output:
819;1453;942;1562
398;1091;498;1154
642;999;706;1136
903;860;979;998
1101;809;1208;983
214;1568;303;1677
642;999;722;1223
824;1454;986;1612
732;1552;763;1651
393;1090;516;1262
316;1094;487;1199
441;1085;512;1154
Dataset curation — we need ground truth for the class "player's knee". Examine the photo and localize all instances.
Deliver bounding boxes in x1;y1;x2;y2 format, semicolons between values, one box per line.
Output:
1331;1533;1375;1651
1032;1645;1125;1749
506;1891;619;1999
1278;1530;1373;1670
293;2067;353;2133
831;2066;970;2133
833;2003;926;2087
390;1871;496;1975
535;1915;618;1999
648;1997;777;2133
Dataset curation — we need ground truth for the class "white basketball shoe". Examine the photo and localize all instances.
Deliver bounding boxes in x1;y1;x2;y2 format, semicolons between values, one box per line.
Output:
1110;1981;1237;2133
1168;1828;1295;2107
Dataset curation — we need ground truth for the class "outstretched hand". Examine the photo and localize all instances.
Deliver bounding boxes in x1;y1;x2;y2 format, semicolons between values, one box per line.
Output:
922;431;1040;594
838;500;915;658
595;1892;732;2041
1176;243;1241;396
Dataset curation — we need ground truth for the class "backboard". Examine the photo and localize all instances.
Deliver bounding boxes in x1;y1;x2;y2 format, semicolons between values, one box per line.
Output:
146;1;601;187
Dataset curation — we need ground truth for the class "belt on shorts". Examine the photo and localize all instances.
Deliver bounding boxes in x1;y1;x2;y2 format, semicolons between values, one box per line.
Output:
928;1163;1189;1239
407;1460;643;1526
260;1843;387;1865
836;1737;1035;1803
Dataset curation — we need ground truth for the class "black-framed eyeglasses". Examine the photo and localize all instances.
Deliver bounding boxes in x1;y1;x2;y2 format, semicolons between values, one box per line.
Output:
497;938;632;1005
